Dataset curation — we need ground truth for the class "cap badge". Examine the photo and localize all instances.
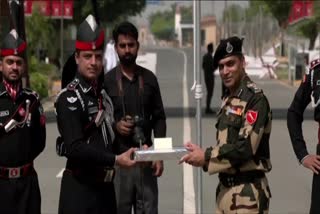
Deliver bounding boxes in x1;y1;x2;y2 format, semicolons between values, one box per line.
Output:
226;42;233;53
14;49;18;55
92;42;96;50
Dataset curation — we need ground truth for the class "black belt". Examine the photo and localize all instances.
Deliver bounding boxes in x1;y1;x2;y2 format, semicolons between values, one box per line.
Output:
65;167;115;183
219;171;265;188
0;162;34;179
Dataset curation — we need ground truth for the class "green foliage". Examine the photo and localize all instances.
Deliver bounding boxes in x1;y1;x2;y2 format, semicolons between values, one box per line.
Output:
245;1;270;22
72;0;146;25
28;56;59;99
30;72;48;99
261;0;292;28
25;7;56;58
180;6;193;23
150;10;174;41
288;1;320;50
223;4;246;22
149;4;192;41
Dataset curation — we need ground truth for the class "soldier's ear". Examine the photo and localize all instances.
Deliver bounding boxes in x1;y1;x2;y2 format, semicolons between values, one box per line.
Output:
0;59;2;73
74;52;79;65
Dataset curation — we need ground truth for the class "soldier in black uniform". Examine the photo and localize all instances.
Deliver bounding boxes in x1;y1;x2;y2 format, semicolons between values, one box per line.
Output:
202;43;215;114
55;15;136;214
287;58;320;214
0;29;46;214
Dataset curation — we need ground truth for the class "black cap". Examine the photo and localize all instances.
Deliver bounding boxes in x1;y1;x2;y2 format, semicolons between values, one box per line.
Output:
75;14;104;51
213;36;243;69
1;29;26;57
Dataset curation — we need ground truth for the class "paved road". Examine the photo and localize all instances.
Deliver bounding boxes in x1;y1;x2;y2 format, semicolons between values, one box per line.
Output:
39;47;316;214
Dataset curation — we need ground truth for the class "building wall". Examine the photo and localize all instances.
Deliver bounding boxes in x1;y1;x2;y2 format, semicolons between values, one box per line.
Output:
203;25;217;48
201;16;218;49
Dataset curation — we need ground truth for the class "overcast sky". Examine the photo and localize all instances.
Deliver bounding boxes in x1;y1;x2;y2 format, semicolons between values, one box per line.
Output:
131;0;249;25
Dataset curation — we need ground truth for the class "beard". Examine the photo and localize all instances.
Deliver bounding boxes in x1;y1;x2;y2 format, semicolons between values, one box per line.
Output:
119;53;137;66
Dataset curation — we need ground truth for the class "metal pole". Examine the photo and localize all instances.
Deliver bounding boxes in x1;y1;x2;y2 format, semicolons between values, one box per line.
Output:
60;0;64;71
193;0;202;213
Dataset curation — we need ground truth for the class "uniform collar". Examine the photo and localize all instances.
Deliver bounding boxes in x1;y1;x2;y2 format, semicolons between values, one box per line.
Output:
75;73;98;94
227;74;251;98
0;82;7;96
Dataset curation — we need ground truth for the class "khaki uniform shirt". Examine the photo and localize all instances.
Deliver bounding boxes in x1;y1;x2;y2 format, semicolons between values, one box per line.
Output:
207;75;272;175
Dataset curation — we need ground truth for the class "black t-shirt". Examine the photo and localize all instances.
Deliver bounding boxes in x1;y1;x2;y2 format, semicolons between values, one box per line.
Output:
104;65;166;154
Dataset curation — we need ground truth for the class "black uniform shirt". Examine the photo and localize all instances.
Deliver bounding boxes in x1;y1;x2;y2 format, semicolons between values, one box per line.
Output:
104;65;166;153
287;73;313;162
55;73;116;168
0;83;46;167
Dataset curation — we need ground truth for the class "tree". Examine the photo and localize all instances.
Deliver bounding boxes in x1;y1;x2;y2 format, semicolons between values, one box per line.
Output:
289;2;320;50
149;10;174;41
223;4;245;23
260;0;293;56
25;7;56;59
149;4;192;41
72;0;146;26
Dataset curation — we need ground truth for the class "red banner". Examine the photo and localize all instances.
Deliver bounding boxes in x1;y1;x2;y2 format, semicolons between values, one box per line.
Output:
288;0;313;25
24;0;73;19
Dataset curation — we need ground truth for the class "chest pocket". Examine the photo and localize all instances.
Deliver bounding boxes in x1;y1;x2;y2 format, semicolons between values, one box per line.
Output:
225;114;243;128
223;113;243;144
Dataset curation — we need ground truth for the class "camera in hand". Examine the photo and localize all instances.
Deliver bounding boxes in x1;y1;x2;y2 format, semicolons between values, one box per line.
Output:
132;115;145;147
56;136;67;156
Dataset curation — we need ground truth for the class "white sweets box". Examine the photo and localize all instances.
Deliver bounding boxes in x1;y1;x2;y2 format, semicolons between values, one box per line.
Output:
132;137;188;161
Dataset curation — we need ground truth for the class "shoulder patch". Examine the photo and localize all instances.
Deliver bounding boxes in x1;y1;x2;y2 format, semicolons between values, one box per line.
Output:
246;110;258;125
67;78;80;91
23;88;39;99
310;58;320;70
67;96;77;103
246;82;262;94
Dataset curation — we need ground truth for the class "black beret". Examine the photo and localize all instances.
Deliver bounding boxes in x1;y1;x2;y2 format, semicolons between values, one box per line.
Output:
1;29;26;57
213;36;243;70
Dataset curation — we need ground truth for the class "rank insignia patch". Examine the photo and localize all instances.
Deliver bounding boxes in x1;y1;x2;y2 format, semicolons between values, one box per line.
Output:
67;97;77;103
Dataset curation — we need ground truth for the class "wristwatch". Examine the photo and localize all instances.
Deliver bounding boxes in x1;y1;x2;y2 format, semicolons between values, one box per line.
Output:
203;147;213;172
205;147;213;161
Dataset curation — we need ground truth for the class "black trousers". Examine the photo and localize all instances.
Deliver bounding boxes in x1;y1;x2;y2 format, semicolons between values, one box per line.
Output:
114;164;158;214
310;144;320;214
204;74;214;109
58;170;117;214
0;170;41;214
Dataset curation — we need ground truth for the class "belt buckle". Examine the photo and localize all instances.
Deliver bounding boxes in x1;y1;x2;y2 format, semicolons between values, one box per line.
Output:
103;168;114;182
8;167;20;178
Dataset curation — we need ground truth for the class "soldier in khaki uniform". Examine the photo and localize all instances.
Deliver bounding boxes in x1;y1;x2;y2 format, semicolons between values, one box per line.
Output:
180;36;272;214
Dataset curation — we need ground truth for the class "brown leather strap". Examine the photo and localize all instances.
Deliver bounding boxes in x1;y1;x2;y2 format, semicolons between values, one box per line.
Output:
116;66;144;118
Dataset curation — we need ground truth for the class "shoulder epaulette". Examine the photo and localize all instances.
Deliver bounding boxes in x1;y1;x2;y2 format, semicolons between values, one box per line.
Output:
22;88;40;99
55;81;85;112
246;82;262;94
55;88;68;104
67;78;80;91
